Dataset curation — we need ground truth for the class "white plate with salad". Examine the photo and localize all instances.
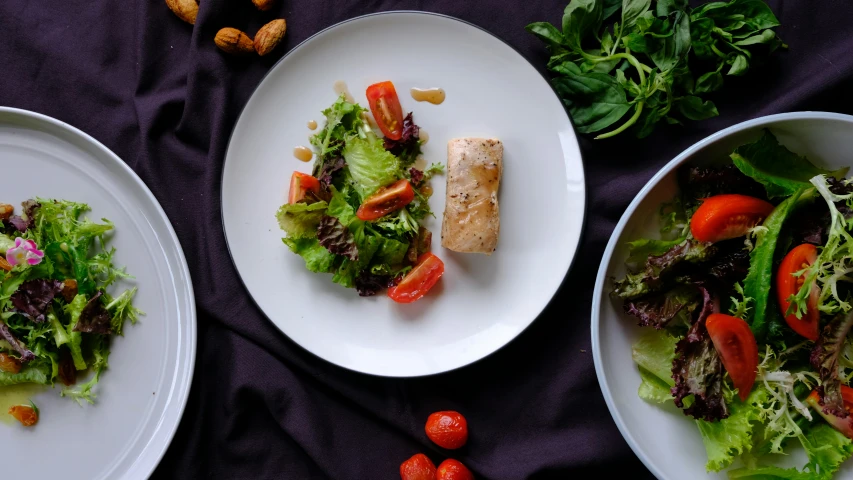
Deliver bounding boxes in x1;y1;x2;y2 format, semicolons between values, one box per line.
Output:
593;112;853;479
0;108;195;479
221;12;586;377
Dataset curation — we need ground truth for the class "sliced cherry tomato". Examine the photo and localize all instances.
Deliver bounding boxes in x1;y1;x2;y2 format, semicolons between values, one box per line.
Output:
690;194;775;243
706;313;758;402
399;453;436;480
8;404;38;427
356;180;415;221
387;253;444;304
288;172;321;204
776;243;820;341
366;81;404;140
0;353;22;374
425;411;468;449
806;386;853;438
436;459;474;480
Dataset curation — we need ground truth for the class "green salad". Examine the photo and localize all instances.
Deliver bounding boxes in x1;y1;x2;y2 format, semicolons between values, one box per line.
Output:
276;82;445;303
612;130;853;478
1;199;141;424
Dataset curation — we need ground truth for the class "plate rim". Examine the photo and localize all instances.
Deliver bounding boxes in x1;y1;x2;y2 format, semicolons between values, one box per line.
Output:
219;10;589;378
0;106;197;479
590;111;853;479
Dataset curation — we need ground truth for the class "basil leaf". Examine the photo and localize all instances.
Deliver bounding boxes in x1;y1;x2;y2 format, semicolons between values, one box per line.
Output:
695;70;723;93
734;29;776;46
727;54;749;75
656;0;687;16
730;129;844;198
525;22;565;48
603;0;621;20
562;0;603;50
601;28;614;53
742;188;815;342
649;10;690;71
622;32;649;52
550;60;582;76
621;0;651;31
676;96;718;121
552;73;631;134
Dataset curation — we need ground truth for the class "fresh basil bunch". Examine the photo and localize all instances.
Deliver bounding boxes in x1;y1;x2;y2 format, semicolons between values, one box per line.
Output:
527;0;784;139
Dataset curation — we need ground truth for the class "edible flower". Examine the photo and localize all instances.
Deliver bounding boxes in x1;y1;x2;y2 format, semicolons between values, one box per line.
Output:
6;238;44;266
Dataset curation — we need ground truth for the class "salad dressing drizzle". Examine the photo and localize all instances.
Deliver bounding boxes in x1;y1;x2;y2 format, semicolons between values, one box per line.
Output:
410;87;445;105
293;146;313;162
307;120;317;130
333;81;355;103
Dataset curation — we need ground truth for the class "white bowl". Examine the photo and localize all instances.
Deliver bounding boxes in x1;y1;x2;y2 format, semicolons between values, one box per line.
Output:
591;112;853;479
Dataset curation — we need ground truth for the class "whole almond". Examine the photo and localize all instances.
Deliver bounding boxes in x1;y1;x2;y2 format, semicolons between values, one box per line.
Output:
254;19;287;56
215;28;255;56
252;0;275;11
165;0;198;25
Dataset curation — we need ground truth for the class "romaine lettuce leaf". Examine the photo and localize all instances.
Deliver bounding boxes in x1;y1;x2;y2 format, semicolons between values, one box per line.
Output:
276;201;327;239
731;130;845;199
343;134;400;200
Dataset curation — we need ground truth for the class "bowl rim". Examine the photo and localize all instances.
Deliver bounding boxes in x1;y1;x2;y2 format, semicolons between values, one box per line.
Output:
590;111;853;479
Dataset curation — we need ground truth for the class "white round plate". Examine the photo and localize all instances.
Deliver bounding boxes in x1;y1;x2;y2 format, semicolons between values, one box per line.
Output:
0;108;195;479
592;112;853;479
221;12;585;377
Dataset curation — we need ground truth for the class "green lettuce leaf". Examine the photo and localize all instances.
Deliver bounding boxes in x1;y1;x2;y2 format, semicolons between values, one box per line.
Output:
62;334;110;404
696;388;766;472
626;237;686;265
63;294;88;370
638;366;673;403
309;94;367;158
282;238;335;273
0;362;50;386
276;201;328;239
343;135;400;199
632;329;677;387
0;233;14;253
731;130;844;198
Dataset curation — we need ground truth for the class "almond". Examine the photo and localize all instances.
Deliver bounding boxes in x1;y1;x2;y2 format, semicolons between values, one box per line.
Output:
0;203;12;221
215;28;255;56
254;19;286;56
165;0;198;25
252;0;276;11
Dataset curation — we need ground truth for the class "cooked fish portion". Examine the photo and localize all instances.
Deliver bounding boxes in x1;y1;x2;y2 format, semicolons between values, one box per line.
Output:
441;138;502;254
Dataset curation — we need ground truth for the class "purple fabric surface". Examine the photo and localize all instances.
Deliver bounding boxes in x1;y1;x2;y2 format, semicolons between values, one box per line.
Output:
2;1;853;478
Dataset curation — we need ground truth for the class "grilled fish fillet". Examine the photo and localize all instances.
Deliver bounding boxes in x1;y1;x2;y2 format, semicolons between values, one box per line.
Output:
441;138;502;254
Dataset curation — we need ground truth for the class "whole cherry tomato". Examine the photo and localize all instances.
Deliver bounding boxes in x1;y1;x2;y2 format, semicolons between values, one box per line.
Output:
425;411;468;449
436;459;474;480
399;453;436;480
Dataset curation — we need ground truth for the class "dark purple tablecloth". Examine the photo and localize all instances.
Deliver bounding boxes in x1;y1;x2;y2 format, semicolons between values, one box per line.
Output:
2;1;852;478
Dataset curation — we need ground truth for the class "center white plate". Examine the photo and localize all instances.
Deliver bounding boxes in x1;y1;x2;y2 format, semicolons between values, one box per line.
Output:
221;12;585;377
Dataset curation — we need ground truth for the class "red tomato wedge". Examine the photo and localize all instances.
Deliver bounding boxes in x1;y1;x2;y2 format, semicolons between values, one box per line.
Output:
366;81;404;140
806;386;853;438
288;172;321;204
776;243;820;341
706;313;758;402
387;253;444;304
356;180;415;221
690;194;775;243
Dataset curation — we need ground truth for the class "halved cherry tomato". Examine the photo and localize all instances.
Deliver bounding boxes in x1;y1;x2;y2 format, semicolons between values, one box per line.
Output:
690;194;775;243
806;386;853;438
387;253;444;304
436;459;474;480
706;313;758;402
356;180;415;221
288;172;321;204
425;411;468;449
366;81;404;140
8;404;38;427
400;453;436;480
776;243;820;341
